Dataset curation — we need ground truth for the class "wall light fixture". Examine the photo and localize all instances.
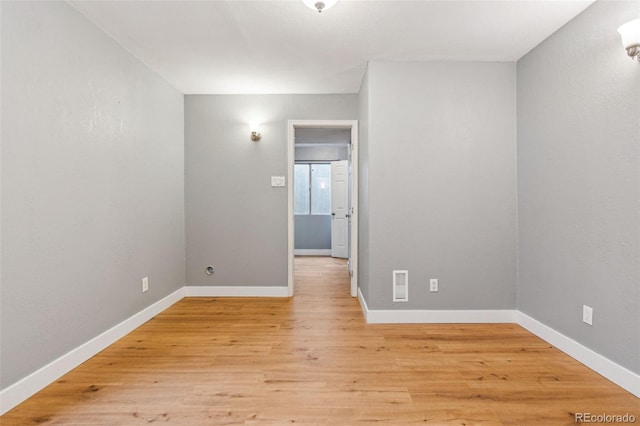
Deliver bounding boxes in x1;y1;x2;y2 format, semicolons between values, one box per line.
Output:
618;19;640;62
250;123;261;142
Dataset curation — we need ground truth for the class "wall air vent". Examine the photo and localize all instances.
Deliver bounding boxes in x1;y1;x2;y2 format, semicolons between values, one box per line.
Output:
393;270;408;302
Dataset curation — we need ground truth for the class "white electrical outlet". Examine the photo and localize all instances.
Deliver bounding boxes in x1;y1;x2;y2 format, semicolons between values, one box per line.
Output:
142;277;149;293
582;305;593;325
429;278;438;292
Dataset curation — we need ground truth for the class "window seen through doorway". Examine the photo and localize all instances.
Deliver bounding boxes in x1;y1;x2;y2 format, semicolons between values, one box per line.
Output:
294;163;331;215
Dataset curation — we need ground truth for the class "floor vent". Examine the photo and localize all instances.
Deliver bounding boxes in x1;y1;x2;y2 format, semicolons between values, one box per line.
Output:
392;270;408;302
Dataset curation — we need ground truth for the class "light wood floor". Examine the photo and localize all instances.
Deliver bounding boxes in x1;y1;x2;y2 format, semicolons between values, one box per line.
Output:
2;256;638;425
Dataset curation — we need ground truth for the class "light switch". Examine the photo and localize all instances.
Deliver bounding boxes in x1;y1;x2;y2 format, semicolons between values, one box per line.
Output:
271;176;286;187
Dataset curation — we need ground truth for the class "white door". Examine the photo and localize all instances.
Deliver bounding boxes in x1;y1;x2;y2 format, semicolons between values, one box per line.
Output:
331;160;349;259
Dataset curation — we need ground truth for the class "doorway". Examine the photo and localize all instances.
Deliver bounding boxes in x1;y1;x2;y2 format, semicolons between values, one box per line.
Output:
287;120;358;297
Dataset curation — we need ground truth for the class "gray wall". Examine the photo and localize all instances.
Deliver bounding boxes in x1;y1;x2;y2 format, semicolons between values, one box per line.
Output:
185;95;357;287
517;0;640;374
362;61;518;310
295;146;348;162
295;216;331;250
1;1;185;389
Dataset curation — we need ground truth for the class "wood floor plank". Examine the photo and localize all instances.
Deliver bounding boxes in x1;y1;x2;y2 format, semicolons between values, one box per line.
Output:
2;256;638;424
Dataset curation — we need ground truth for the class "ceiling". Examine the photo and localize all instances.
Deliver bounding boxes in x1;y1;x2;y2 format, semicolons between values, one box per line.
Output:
69;0;595;95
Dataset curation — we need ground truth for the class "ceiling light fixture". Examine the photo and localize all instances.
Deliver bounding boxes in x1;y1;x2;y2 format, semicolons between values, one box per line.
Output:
302;0;337;13
618;18;640;62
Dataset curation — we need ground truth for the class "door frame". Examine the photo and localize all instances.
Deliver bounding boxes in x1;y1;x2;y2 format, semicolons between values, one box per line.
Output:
287;120;358;297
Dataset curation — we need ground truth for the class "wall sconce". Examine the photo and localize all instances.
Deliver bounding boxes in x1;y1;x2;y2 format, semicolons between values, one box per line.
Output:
250;123;261;142
618;19;640;62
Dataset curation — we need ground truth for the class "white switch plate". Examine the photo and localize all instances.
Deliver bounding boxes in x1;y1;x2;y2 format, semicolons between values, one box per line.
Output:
142;277;149;293
582;305;593;325
429;278;438;292
271;176;286;187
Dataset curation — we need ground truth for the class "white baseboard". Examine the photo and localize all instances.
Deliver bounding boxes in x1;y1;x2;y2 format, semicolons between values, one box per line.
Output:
294;249;331;256
185;286;289;297
357;289;516;323
357;288;368;316
0;287;185;415
517;312;640;398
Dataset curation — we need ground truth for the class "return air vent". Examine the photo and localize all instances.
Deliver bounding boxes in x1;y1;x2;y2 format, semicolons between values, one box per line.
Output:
393;270;408;302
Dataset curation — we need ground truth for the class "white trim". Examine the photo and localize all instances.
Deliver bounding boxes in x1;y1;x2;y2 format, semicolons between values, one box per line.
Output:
294;249;332;256
289;120;356;129
358;289;516;323
287;122;295;297
357;287;370;321
517;312;640;398
185;286;289;297
287;119;359;299
366;308;517;324
295;142;349;148
349;124;358;298
0;288;185;415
